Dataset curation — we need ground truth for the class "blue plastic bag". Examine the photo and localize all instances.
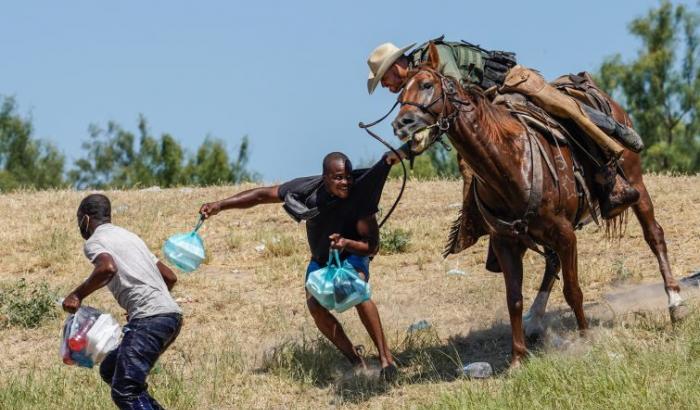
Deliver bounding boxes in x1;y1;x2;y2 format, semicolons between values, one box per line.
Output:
163;217;206;272
305;250;371;313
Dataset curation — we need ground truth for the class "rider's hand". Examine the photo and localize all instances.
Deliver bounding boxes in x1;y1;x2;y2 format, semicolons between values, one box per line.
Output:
329;233;347;251
62;293;81;313
199;202;222;219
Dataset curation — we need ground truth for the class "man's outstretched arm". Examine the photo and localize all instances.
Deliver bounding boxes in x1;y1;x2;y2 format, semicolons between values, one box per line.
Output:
199;186;281;218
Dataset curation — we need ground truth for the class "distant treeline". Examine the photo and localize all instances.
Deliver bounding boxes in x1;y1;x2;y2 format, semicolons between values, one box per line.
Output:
1;1;698;191
0;98;258;191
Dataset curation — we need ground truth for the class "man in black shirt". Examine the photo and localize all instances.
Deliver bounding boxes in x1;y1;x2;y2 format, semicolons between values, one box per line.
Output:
199;152;397;379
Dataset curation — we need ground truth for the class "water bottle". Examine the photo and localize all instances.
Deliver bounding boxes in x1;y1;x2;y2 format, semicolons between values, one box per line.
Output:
461;362;493;379
407;320;431;333
68;317;95;351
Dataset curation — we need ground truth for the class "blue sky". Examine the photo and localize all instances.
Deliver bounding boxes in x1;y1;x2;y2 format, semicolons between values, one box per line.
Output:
1;1;693;182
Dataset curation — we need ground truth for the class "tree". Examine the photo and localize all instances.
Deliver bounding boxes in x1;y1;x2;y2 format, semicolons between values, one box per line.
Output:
185;135;258;186
70;116;258;189
598;0;700;173
0;97;65;191
388;141;461;180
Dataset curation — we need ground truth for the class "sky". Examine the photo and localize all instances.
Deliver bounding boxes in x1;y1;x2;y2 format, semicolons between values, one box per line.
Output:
1;0;694;182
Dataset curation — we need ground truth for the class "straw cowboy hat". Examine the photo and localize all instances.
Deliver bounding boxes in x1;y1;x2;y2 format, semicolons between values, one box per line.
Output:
367;42;416;94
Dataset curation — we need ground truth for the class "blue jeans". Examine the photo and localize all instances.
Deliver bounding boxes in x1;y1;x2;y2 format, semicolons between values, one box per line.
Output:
306;254;371;281
99;313;182;410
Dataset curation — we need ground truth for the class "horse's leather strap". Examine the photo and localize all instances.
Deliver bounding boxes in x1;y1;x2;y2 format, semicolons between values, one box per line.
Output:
472;120;545;256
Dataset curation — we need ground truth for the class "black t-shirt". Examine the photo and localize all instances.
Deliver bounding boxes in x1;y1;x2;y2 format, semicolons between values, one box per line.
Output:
277;159;390;263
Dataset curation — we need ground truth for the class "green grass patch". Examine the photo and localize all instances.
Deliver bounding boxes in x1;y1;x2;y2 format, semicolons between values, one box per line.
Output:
428;311;700;410
0;279;57;329
380;227;412;254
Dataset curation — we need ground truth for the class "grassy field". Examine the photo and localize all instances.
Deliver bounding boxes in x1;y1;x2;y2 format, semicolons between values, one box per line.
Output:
0;175;699;409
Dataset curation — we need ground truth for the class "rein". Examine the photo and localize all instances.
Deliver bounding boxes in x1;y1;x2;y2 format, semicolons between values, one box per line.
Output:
359;103;407;229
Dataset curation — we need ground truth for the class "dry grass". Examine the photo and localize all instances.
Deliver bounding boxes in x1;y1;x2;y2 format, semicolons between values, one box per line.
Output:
0;175;699;409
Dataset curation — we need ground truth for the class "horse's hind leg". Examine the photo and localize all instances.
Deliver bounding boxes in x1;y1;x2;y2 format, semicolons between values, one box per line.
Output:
491;236;528;367
553;226;588;334
631;180;688;322
524;248;561;339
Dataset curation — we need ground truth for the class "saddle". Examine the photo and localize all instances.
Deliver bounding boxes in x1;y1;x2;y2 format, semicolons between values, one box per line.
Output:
443;75;607;268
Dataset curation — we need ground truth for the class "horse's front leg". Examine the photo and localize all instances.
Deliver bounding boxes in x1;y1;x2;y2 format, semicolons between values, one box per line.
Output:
491;235;528;367
524;248;560;340
552;225;588;334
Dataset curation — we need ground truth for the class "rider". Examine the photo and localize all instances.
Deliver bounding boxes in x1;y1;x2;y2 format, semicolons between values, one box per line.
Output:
367;37;643;230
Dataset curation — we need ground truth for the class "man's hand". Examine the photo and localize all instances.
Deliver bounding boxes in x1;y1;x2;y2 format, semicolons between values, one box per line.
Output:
62;293;81;313
384;150;405;165
199;202;222;219
329;233;348;251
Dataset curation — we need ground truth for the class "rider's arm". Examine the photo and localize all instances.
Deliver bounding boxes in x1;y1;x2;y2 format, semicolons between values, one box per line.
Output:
199;186;281;218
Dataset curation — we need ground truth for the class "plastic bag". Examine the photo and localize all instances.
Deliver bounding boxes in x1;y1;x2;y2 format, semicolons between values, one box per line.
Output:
163;217;205;273
305;250;371;313
61;305;121;368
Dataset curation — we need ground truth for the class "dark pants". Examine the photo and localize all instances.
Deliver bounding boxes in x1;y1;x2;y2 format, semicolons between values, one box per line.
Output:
99;313;182;410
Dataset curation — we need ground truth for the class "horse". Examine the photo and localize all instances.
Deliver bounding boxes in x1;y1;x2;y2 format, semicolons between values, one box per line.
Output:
391;42;687;367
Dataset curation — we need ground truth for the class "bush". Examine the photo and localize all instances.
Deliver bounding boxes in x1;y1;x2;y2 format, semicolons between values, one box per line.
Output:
0;279;57;328
380;228;412;254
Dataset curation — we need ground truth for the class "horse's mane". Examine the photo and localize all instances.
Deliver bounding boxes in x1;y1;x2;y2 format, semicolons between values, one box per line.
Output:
462;87;524;141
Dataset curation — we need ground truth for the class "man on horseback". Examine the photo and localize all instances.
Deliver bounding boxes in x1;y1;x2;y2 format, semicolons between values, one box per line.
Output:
366;37;644;253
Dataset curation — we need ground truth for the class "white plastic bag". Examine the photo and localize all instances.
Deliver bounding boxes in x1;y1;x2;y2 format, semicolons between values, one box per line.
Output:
61;306;122;368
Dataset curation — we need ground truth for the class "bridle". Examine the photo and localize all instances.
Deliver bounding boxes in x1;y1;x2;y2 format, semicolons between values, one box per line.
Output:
397;68;476;149
356;68;472;228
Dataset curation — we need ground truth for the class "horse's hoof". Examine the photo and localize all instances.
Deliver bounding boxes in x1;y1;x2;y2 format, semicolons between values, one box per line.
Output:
506;359;523;376
670;303;690;324
524;323;546;341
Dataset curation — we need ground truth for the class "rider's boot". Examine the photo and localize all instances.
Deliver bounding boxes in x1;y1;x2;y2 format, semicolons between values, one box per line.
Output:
595;161;640;219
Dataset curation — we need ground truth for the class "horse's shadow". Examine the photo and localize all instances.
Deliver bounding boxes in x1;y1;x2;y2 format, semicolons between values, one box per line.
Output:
255;304;616;404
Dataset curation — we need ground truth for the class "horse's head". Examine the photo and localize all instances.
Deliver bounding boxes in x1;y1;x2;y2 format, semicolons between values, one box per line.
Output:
392;42;465;154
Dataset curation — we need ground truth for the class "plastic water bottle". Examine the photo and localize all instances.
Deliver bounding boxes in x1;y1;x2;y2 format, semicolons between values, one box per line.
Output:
461;362;493;379
68;317;95;351
407;320;431;333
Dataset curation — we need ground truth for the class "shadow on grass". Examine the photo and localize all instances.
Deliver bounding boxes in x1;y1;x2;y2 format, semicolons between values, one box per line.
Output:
256;302;626;404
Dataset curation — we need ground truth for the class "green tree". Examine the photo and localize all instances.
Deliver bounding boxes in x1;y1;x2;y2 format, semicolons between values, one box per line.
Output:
388;141;461;180
186;137;233;185
598;0;700;173
186;135;258;186
0;97;65;191
70;116;258;188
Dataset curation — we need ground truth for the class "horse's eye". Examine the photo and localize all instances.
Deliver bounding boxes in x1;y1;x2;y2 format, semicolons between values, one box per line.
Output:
421;82;433;90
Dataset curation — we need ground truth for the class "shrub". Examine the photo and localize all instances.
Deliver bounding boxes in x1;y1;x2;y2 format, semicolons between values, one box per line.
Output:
0;279;57;328
380;228;412;254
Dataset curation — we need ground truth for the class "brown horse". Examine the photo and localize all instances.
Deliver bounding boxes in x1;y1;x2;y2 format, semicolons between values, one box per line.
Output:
392;43;687;367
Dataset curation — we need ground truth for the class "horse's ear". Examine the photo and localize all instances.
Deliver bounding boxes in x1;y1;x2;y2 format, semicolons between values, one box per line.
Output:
425;42;440;70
